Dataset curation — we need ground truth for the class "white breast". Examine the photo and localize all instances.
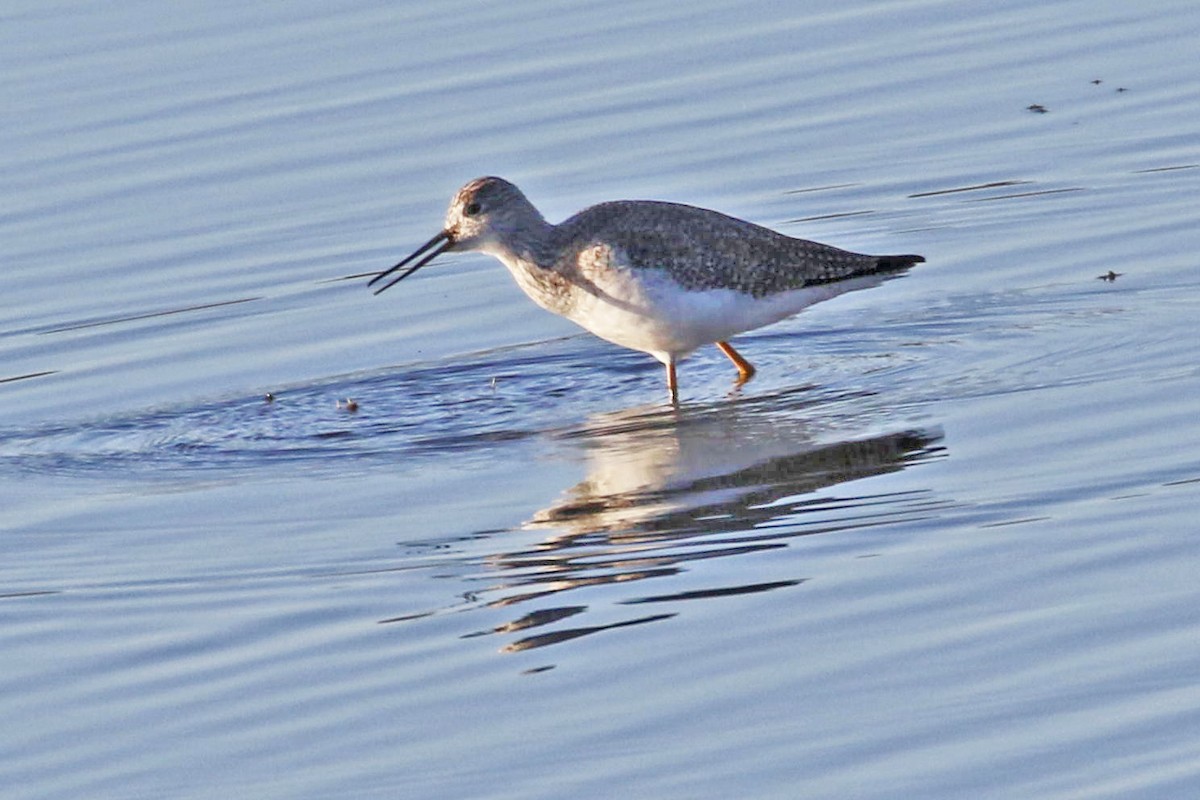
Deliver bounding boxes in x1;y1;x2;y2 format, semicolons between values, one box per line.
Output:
496;246;887;365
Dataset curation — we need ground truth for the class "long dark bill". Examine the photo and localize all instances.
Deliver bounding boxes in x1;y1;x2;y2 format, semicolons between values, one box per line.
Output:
369;230;453;295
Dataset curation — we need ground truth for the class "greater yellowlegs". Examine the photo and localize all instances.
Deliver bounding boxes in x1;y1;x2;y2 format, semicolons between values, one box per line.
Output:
371;177;923;402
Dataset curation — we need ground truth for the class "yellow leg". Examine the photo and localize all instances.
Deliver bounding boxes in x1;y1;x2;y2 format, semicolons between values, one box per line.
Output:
715;341;756;384
666;361;679;404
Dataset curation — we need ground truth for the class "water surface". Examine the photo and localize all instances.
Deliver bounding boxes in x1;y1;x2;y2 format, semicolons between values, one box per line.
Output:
4;1;1200;797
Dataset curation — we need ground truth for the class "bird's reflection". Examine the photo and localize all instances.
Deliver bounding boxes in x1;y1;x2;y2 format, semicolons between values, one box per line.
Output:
385;393;945;655
530;401;940;536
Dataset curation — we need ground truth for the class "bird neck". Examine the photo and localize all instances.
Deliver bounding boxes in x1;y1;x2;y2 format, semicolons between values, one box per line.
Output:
494;213;556;269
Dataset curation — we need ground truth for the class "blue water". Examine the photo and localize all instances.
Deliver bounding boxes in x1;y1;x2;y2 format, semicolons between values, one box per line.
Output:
4;1;1200;797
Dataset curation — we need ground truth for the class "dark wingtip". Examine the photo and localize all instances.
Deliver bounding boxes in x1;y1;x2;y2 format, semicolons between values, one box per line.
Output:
876;254;925;272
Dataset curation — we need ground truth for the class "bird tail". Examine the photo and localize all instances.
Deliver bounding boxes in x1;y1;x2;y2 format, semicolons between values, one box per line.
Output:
874;254;925;273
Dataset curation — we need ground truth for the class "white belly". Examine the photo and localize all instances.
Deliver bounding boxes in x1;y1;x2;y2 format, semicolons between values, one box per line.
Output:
501;255;887;365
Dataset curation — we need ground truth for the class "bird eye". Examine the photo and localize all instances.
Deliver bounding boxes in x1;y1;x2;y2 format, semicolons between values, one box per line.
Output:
464;201;482;217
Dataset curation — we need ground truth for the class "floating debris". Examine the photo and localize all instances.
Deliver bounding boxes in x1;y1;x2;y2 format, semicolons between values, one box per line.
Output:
1027;104;1048;114
1097;270;1123;282
521;665;556;675
337;398;359;412
264;392;275;403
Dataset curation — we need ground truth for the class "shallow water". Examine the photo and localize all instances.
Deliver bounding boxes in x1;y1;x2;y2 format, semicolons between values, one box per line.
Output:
4;0;1200;797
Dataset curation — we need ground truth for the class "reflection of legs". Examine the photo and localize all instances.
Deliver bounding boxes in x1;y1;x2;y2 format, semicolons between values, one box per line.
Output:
715;341;756;384
665;360;679;405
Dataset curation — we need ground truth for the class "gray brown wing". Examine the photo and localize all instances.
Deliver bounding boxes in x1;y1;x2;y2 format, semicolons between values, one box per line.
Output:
558;200;916;299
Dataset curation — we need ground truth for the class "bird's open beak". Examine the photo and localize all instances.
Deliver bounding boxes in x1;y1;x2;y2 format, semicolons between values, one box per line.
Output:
368;230;454;295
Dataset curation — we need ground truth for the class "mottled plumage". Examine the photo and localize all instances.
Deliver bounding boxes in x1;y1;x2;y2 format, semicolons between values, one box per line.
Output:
557;200;888;297
371;176;923;402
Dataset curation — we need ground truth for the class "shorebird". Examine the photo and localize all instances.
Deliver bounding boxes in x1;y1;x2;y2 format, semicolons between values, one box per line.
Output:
371;177;922;402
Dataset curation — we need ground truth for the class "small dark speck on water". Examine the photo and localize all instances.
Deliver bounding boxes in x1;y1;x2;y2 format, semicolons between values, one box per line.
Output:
1097;270;1123;282
264;392;275;403
522;665;556;675
337;398;359;412
1027;104;1048;113
1092;78;1103;85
